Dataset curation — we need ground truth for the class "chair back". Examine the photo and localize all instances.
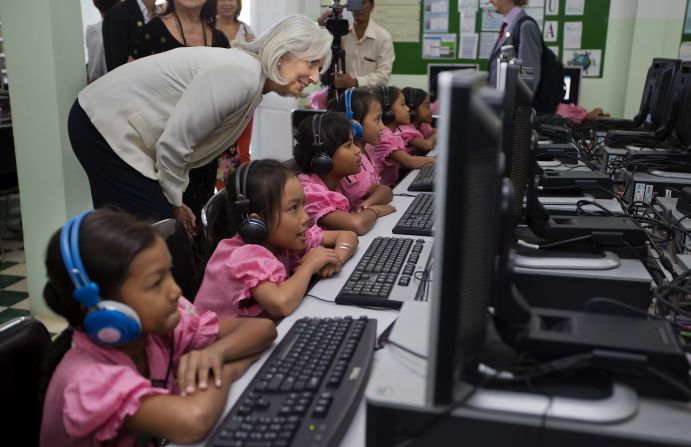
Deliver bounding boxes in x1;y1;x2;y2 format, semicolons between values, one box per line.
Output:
0;317;51;447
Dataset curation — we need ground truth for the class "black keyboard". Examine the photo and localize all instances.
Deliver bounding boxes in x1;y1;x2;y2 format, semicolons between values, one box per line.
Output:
408;165;435;192
207;317;376;447
392;193;435;236
335;237;432;309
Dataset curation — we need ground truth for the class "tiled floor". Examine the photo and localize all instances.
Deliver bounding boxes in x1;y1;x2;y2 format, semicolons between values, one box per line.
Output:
0;236;68;336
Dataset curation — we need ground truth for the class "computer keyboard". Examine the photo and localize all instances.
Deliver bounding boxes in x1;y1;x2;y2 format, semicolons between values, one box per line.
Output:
335;236;434;309
407;165;435;192
207;316;376;447
392;193;435;236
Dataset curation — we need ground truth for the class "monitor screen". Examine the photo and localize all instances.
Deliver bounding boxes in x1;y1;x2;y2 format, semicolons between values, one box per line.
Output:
502;64;534;226
562;66;582;104
426;69;504;406
672;62;691;147
427;64;479;102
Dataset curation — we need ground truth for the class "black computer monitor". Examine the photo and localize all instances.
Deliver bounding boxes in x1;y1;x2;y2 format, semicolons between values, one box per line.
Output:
501;64;534;225
665;62;691;146
633;58;679;128
427;63;478;102
562;66;582;104
426;69;504;406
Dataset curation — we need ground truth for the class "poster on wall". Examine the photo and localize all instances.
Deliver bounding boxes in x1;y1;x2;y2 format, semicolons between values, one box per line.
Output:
565;0;585;15
563;49;601;77
372;0;421;42
424;0;449;32
422;33;457;58
685;1;691;35
545;0;560;15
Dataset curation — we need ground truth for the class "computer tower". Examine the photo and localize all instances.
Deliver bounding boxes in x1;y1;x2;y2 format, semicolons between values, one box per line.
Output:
623;170;691;204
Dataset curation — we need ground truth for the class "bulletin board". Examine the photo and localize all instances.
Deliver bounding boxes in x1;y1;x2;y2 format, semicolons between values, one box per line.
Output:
680;0;691;60
373;0;610;78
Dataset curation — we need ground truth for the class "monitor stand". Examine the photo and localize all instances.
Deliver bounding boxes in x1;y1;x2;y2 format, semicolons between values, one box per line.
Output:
366;302;691;447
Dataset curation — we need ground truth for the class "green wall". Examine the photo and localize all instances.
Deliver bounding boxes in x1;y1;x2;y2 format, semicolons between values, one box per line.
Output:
0;0;92;318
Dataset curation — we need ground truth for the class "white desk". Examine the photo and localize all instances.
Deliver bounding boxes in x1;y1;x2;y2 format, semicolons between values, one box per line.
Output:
171;172;434;447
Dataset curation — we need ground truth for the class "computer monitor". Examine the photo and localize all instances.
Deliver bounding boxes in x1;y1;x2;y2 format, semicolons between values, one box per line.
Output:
500;63;534;225
672;61;691;150
426;69;504;406
562;66;582;104
633;58;680;128
427;63;478;102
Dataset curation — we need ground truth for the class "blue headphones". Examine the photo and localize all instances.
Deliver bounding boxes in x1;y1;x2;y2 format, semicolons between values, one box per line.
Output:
60;211;142;346
344;88;364;141
234;161;269;244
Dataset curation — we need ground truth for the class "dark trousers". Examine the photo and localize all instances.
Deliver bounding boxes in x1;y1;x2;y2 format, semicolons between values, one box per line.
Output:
68;100;174;221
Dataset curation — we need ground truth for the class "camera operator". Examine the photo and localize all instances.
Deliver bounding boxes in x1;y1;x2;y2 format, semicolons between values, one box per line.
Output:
318;0;394;89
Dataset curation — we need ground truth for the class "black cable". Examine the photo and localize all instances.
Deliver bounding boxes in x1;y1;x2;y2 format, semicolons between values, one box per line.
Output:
583;297;650;317
386;339;428;360
394;193;418;197
645;365;691;399
537;234;593;249
575;199;616;216
305;294;336;304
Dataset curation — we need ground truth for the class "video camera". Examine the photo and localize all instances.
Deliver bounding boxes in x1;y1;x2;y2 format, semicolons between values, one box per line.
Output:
321;0;364;101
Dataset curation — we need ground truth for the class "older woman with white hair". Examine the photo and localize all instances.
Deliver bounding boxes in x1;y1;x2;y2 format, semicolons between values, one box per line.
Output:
68;14;332;236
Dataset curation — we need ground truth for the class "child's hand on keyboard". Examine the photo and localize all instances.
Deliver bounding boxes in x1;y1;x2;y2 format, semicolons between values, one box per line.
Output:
365;204;397;217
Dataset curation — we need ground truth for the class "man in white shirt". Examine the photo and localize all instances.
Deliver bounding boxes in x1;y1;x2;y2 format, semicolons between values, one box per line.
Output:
320;0;395;88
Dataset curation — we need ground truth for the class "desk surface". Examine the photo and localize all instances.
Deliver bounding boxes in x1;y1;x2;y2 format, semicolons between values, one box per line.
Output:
171;173;432;447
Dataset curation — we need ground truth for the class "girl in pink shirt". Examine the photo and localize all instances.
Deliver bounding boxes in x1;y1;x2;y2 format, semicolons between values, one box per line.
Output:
400;87;437;154
40;209;276;447
328;88;394;211
293;111;396;235
369;86;436;187
196;159;358;319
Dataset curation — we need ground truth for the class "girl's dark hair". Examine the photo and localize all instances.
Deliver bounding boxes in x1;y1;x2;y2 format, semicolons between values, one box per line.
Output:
402;87;428;117
41;209;158;401
164;0;218;26
374;85;402;113
327;88;379;123
206;159;293;251
293;111;352;174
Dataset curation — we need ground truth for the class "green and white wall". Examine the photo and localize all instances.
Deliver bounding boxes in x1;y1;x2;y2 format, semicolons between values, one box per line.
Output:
390;0;686;119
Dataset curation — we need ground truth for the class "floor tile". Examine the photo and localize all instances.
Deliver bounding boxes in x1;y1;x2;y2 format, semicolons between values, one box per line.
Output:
0;275;23;289
12;298;31;310
3;249;25;263
0;308;31;324
0;290;28;307
0;262;25;276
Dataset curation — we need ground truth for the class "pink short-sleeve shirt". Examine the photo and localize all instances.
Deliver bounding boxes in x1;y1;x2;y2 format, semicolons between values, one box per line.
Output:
336;152;380;209
298;173;351;226
40;298;219;447
399;123;435;154
195;225;324;319
365;126;406;187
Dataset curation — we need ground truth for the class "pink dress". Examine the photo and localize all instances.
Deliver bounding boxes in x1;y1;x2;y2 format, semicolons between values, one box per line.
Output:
195;225;324;319
337;152;380;210
40;298;219;447
365;126;407;187
298;173;351;226
398;123;434;154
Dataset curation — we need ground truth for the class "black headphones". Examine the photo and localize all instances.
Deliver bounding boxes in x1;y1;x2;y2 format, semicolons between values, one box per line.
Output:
405;88;419;122
380;85;396;125
234;161;268;244
309;113;334;175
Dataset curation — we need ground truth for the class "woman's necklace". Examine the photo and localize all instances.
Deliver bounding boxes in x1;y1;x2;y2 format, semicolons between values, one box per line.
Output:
174;13;208;47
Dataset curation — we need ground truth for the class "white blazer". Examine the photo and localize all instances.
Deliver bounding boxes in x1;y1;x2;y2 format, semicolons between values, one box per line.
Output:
78;47;266;206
